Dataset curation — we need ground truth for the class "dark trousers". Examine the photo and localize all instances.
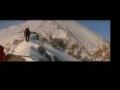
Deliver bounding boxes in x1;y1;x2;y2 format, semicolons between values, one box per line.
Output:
25;34;30;42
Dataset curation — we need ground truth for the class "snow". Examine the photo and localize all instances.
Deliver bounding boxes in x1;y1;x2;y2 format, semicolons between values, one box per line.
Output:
10;39;80;61
43;43;80;61
12;40;48;61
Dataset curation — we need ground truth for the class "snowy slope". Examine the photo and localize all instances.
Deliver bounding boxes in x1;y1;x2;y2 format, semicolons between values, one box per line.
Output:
12;40;48;61
9;39;80;61
43;43;80;61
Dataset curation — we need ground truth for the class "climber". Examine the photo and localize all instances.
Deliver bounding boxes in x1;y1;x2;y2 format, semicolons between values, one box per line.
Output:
24;28;31;42
0;45;6;61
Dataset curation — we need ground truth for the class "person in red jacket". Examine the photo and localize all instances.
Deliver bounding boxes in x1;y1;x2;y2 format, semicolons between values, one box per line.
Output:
0;45;6;61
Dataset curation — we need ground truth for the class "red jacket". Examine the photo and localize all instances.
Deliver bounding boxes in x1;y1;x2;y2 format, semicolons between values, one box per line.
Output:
0;45;6;61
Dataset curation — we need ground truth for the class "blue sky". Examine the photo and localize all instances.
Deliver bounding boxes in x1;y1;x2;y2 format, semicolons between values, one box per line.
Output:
0;20;110;41
0;20;25;29
78;20;110;41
